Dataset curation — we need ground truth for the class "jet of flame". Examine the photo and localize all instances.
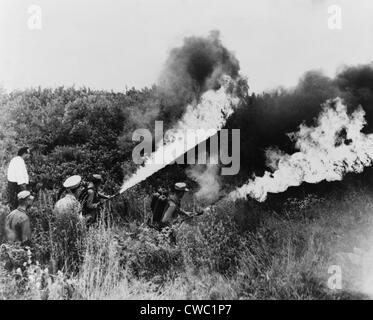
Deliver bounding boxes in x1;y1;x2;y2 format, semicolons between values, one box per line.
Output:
230;97;373;202
120;76;239;193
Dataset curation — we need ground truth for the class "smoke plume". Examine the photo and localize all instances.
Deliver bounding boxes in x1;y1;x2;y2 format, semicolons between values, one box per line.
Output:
186;154;221;203
230;97;373;202
119;31;243;193
158;30;241;126
120;76;239;193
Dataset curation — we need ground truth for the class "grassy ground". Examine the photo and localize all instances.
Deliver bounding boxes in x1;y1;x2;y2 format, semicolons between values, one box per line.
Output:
1;185;373;300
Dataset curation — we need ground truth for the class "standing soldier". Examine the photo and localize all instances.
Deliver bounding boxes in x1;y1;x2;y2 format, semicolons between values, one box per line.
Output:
52;176;84;271
5;191;34;245
79;174;111;225
53;175;83;219
7;147;31;210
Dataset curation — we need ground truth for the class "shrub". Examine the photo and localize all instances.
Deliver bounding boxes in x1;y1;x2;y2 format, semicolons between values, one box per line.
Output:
178;205;244;275
0;203;9;244
52;211;86;272
118;226;184;280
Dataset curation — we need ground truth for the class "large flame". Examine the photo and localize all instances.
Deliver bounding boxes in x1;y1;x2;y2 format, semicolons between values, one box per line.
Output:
120;76;239;193
230;98;373;202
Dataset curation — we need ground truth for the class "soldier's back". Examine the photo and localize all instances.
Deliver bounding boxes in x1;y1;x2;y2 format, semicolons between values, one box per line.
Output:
5;209;30;242
54;194;82;217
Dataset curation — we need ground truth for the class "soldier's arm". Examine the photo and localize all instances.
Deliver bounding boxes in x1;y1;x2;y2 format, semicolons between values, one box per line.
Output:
21;218;32;245
86;190;99;209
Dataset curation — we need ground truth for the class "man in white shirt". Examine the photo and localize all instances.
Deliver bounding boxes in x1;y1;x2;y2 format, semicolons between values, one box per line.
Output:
7;147;31;210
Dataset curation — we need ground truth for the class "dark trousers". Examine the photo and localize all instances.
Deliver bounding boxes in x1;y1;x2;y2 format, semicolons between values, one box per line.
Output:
7;181;20;211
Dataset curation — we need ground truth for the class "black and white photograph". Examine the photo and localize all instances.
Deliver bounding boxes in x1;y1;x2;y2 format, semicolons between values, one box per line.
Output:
1;0;373;305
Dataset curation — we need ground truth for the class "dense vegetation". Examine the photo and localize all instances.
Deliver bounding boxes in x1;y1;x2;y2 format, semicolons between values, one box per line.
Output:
1;60;373;299
2;63;373;194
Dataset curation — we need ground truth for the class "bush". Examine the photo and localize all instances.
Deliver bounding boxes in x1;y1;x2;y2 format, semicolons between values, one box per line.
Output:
118;226;184;280
52;210;86;273
0;203;9;244
78;223;122;299
178;205;244;275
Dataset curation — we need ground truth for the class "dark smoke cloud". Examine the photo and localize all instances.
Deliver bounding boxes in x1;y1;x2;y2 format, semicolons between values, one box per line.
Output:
336;63;373;132
118;30;243;162
157;30;241;127
225;62;373;181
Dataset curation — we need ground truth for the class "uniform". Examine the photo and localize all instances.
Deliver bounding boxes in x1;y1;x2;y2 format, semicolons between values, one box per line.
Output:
54;194;82;218
53;175;83;219
79;175;110;224
5;208;31;244
161;194;183;225
160;183;190;226
5;190;33;244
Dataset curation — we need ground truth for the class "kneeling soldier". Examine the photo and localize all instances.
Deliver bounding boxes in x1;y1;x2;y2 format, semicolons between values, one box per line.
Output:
151;182;193;227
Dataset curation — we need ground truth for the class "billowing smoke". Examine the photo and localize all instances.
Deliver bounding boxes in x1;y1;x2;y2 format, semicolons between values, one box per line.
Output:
119;31;242;193
186;154;221;203
336;63;373;132
158;30;241;127
226;63;373;179
120;76;239;193
230;97;373;202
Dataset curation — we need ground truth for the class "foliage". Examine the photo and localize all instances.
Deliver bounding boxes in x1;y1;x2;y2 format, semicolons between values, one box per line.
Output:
0;86;157;198
178;207;243;275
0;203;9;244
1;64;373;300
118;226;184;280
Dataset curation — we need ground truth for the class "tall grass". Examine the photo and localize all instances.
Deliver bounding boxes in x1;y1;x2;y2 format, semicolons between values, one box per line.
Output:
1;185;373;300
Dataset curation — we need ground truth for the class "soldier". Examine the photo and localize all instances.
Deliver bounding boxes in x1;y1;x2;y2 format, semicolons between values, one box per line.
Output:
78;174;111;225
53;175;83;219
5;190;34;245
160;182;193;226
6;147;31;210
150;186;169;227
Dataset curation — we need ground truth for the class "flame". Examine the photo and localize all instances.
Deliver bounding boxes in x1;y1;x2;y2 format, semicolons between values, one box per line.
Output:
120;76;239;193
230;97;373;202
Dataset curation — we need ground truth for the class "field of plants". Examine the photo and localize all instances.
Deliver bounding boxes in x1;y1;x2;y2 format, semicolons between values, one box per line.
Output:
1;76;373;300
1;181;373;300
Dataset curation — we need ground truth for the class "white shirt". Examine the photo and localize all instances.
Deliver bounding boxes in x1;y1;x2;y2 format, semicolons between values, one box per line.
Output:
7;156;29;185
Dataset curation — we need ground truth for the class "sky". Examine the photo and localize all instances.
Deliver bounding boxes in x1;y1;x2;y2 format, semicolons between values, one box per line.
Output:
0;0;372;94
